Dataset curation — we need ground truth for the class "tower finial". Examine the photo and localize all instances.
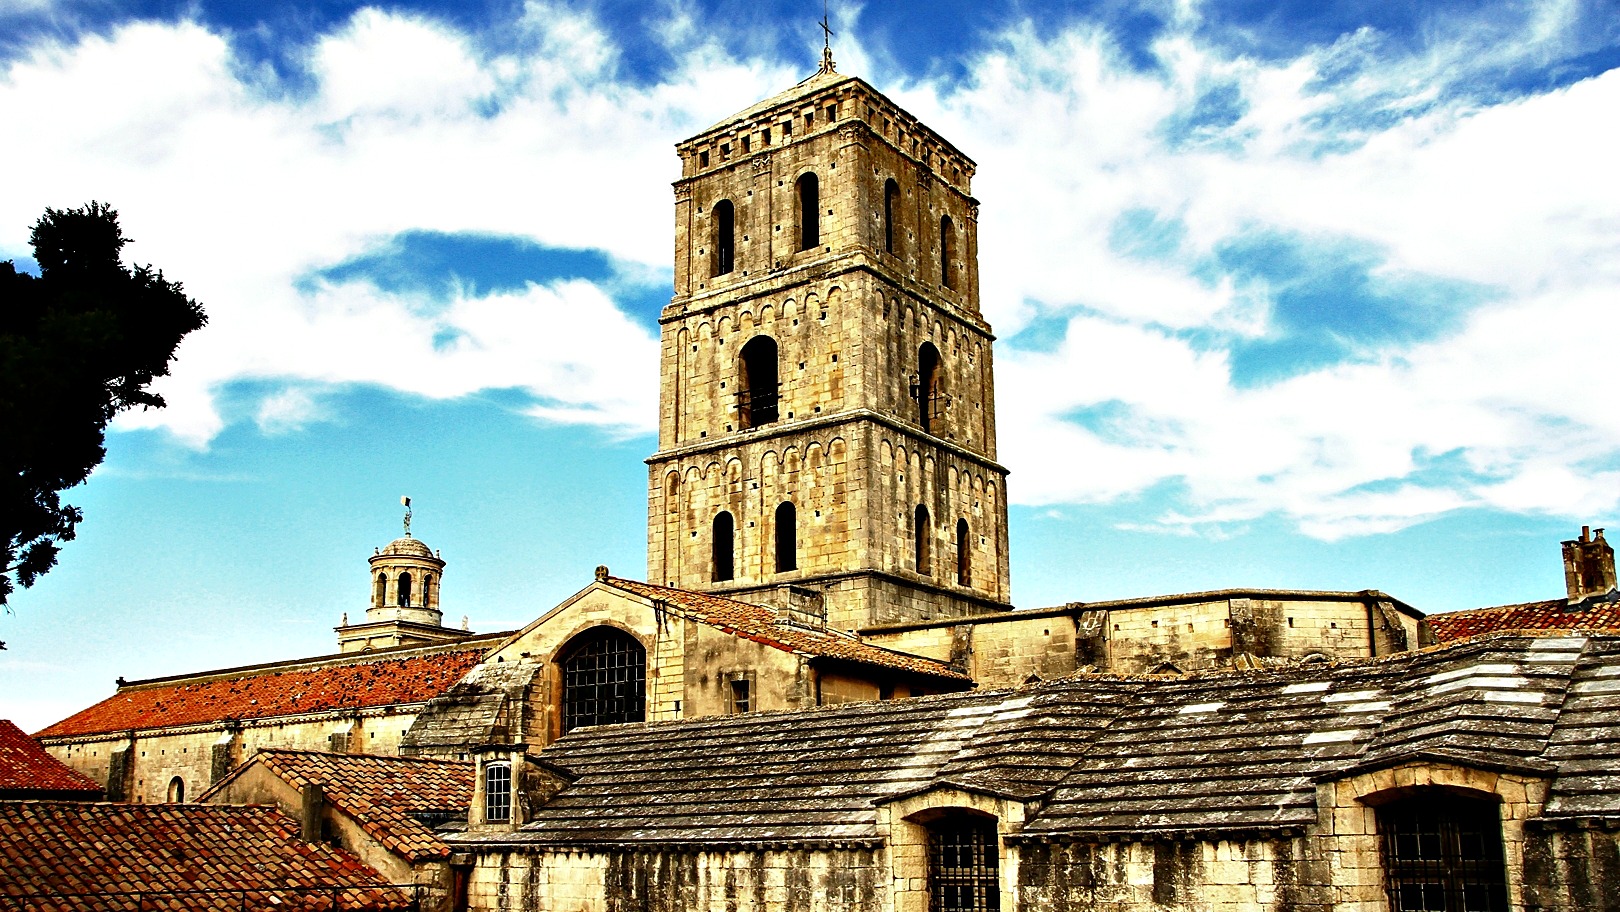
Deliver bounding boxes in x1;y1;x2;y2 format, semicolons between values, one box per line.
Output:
818;0;835;73
401;495;412;537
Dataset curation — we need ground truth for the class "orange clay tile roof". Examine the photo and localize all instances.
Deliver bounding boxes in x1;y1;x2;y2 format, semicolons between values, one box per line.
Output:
206;750;474;862
0;801;410;911
35;647;487;739
603;577;970;682
0;721;101;796
1427;598;1620;642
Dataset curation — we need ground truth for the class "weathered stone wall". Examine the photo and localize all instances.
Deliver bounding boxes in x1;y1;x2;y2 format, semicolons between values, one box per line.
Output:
45;708;422;805
1016;837;1326;911
1525;826;1620;912
467;845;886;912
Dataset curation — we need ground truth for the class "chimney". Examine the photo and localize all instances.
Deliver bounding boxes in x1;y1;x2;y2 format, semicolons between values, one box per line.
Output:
300;782;325;844
1562;526;1618;603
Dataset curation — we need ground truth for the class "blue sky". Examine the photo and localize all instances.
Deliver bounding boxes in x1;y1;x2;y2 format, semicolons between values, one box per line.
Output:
2;0;1618;731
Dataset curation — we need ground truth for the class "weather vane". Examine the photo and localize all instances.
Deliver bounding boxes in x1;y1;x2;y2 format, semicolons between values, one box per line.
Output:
819;0;836;73
401;495;412;537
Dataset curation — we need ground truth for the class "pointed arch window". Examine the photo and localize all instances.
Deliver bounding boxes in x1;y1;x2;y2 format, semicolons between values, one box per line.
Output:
712;199;735;276
940;214;955;289
775;501;797;573
397;571;413;607
739;335;779;428
561;627;647;732
713;511;735;582
884;179;900;254
915;505;932;576
917;342;942;434
797;173;820;250
956;518;971;586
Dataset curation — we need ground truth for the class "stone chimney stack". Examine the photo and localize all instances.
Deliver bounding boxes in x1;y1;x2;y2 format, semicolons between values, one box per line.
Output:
1562;526;1617;602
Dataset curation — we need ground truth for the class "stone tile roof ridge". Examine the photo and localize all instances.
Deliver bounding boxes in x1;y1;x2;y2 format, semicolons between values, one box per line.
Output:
0;720;102;794
0;801;410;910
241;749;475;862
36;647;488;739
693;69;857;137
602;577;969;681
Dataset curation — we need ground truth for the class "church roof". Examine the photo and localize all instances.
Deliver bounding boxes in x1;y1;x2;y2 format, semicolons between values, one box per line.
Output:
0;720;101;797
602;576;971;682
1427;597;1620;641
0;801;410;910
459;633;1620;848
35;645;490;739
201;750;474;863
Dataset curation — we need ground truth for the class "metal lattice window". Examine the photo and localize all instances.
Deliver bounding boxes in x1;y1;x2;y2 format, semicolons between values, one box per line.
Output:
1379;793;1509;912
484;762;511;823
562;628;646;733
928;815;1000;912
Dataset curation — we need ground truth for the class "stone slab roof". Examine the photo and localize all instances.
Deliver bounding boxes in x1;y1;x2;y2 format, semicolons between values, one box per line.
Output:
202;749;474;862
0;720;101;797
1427;597;1620;641
463;634;1620;848
0;801;410;910
603;577;970;682
36;647;488;739
399;660;541;754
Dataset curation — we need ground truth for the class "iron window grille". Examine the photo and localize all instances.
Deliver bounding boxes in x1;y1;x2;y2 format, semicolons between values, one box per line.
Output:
928;815;1000;912
1379;793;1509;912
562;629;647;732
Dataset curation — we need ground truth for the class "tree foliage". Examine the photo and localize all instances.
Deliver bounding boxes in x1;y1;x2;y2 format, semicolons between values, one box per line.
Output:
0;203;207;612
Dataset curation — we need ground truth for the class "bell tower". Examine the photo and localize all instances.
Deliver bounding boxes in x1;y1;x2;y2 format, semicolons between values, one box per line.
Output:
646;58;1012;628
337;498;473;652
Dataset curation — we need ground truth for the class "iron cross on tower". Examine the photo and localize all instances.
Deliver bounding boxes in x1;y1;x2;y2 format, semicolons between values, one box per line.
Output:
819;1;835;73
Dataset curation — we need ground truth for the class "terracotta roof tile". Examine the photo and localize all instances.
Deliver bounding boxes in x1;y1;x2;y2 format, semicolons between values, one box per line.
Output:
36;648;487;739
602;577;970;682
0;721;101;796
1428;598;1620;641
208;750;473;862
0;801;411;910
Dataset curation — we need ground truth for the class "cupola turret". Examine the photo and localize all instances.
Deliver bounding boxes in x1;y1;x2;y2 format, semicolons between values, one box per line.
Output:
337;497;473;652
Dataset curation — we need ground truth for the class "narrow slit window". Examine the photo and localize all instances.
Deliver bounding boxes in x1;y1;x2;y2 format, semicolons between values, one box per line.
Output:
884;179;900;255
775;501;797;573
713;199;735;276
797;173;820;250
940;214;956;289
956;518;971;586
713;511;735;582
915;504;932;576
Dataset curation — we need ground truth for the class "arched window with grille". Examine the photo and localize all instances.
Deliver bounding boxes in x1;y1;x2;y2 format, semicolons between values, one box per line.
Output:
956;518;971;586
561;627;647;732
915;504;932;576
884;179;900;254
713;511;735;582
739;336;779;428
397;571;413;607
797;172;820;250
940;214;955;288
928;812;1000;912
917;342;942;433
712;199;735;276
484;762;511;823
775;501;797;573
1378;791;1508;912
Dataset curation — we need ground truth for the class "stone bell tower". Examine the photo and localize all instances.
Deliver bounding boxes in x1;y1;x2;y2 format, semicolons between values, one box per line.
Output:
646;55;1012;629
337;498;473;652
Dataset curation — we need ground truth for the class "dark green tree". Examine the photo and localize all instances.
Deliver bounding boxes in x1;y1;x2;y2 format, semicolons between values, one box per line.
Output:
0;203;207;618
